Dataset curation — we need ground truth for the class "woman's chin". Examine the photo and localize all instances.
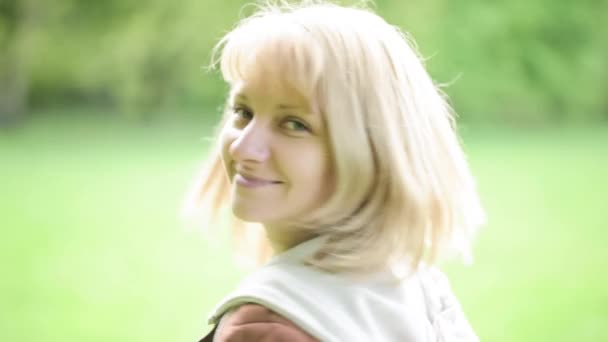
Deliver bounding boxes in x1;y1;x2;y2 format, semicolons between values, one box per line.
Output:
231;206;268;223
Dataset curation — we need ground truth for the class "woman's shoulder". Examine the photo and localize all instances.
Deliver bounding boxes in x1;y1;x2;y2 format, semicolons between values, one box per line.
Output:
203;304;318;342
203;265;479;341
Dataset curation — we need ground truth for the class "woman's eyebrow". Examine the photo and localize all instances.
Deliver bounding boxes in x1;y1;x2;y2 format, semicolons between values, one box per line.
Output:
233;93;248;102
277;103;301;110
277;104;314;115
233;92;311;114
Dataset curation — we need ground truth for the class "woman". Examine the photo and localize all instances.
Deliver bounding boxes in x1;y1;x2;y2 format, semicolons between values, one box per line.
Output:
187;1;485;340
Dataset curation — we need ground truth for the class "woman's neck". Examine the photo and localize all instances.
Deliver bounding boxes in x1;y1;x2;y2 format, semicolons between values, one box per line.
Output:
264;224;316;254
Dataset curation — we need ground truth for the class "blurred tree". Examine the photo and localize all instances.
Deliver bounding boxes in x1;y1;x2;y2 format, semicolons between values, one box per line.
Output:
1;0;606;123
425;0;608;123
0;0;35;124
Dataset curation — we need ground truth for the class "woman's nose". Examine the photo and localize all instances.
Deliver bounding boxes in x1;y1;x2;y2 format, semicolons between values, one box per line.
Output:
229;121;271;163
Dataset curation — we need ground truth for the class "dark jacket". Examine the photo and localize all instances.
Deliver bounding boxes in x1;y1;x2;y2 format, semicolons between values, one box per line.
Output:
200;304;318;342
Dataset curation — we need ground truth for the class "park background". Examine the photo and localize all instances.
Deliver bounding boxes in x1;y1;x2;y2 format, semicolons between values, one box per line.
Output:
1;0;607;340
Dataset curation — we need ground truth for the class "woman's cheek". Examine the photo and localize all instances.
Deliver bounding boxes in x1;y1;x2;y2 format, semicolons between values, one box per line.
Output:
220;128;237;176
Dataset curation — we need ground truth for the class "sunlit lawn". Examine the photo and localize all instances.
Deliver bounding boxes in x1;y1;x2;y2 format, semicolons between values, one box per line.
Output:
1;111;607;341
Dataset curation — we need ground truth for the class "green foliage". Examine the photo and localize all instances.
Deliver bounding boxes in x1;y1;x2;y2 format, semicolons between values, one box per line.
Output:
3;0;608;122
378;0;608;122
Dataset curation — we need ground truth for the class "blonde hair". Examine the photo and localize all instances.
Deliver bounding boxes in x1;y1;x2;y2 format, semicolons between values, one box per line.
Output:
185;0;485;273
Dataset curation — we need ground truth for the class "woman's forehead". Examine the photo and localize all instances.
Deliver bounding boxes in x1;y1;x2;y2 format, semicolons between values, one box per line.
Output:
220;18;324;105
230;76;315;110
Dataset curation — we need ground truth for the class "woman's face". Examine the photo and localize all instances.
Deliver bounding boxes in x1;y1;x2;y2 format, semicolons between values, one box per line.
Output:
220;75;334;229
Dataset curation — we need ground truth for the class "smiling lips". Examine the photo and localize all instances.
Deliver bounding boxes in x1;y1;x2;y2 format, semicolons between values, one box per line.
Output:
235;173;283;188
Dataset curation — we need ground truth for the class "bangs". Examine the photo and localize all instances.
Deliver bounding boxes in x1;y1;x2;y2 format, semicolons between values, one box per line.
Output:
215;13;325;106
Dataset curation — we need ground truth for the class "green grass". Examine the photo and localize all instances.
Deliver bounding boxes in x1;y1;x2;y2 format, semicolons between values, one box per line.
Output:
451;123;608;341
1;112;607;341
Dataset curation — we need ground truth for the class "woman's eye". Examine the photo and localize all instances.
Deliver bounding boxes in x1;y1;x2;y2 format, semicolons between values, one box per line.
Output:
282;118;310;132
232;106;253;123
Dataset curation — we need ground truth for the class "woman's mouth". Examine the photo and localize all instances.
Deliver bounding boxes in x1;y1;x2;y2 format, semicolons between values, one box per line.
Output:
234;173;283;188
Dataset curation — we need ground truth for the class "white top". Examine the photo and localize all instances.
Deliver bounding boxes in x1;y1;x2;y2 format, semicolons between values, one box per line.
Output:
209;236;479;342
